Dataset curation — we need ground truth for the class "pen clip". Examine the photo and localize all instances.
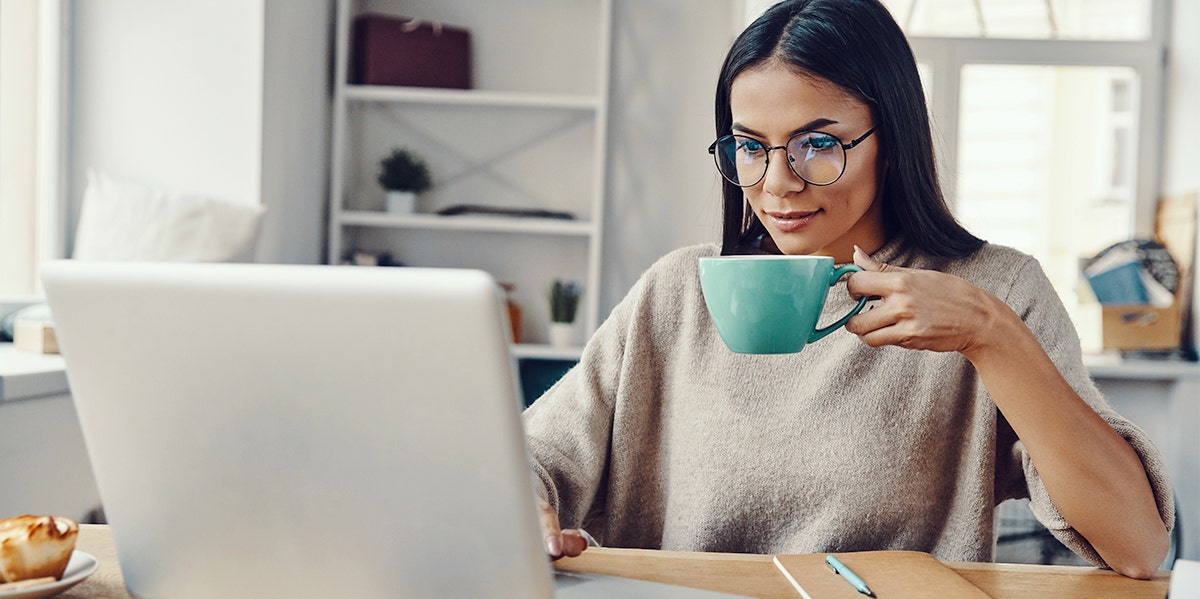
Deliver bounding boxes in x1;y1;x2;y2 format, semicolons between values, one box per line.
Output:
825;554;843;574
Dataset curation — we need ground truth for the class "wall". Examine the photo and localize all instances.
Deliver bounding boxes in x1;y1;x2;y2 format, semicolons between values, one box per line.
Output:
0;394;100;523
1163;0;1200;352
599;0;734;315
1161;0;1200;563
67;0;330;264
258;1;333;263
1098;372;1200;561
69;0;264;221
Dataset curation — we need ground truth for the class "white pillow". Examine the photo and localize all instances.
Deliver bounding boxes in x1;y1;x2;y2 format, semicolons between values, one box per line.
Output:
72;170;265;262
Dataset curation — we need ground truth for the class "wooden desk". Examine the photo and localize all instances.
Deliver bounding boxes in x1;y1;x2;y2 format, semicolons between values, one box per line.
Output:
63;524;1170;598
556;547;1171;598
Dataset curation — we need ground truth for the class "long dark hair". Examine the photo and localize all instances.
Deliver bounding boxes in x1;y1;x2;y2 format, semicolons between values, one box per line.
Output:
715;0;983;258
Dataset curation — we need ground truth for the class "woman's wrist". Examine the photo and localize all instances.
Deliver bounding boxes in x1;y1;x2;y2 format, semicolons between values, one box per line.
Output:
959;293;1031;367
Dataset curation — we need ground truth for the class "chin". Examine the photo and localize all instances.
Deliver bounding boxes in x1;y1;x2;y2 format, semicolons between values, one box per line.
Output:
767;234;824;256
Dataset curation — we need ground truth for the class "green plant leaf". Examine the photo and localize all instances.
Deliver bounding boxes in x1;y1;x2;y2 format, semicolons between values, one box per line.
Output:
377;147;432;192
549;279;582;323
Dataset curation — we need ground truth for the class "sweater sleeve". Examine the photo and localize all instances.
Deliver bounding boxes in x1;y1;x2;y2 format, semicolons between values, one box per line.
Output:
521;273;644;534
995;255;1176;568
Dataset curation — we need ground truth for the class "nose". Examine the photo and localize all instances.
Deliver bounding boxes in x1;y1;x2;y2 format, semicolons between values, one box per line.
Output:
761;147;806;196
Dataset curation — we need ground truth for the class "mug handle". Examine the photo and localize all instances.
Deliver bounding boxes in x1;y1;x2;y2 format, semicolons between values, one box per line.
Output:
809;264;867;343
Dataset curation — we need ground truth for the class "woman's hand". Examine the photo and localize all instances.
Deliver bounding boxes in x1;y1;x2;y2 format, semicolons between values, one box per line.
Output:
844;245;1013;359
537;497;588;560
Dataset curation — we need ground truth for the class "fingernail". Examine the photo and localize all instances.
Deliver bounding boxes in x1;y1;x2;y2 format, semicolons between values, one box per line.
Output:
546;534;562;556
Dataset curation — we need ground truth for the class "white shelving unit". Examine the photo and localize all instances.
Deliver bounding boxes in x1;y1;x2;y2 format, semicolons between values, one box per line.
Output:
328;0;611;361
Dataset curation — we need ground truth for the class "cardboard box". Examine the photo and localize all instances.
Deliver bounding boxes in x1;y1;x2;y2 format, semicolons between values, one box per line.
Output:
1102;300;1183;350
350;14;472;89
1101;192;1195;351
13;320;59;354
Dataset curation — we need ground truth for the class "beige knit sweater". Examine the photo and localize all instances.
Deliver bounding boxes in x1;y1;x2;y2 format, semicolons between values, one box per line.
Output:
522;239;1174;566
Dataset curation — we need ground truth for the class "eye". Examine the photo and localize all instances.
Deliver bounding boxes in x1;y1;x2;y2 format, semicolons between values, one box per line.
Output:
735;138;766;156
796;133;840;152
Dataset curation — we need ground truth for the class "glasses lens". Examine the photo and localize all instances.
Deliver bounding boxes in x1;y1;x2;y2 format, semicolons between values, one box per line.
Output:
714;136;766;187
788;132;845;185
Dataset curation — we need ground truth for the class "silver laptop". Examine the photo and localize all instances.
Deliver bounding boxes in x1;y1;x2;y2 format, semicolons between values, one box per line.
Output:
41;260;743;599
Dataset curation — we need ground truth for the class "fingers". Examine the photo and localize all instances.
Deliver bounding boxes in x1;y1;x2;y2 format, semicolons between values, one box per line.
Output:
537;498;588;560
853;245;879;271
560;529;589;558
537;498;564;557
845;301;896;337
847;246;907;345
848;246;899;300
853;245;894;272
847;247;997;353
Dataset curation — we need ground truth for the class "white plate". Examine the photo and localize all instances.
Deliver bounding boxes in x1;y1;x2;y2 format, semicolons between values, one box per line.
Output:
0;551;98;599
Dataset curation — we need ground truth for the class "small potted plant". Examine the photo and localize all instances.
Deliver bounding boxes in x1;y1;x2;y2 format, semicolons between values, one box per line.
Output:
547;279;582;347
377;147;432;213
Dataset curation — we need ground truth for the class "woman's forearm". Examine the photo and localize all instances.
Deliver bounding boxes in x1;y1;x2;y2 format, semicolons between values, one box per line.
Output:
965;306;1168;578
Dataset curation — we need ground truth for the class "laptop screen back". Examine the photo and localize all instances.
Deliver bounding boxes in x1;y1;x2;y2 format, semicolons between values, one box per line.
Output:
41;261;552;598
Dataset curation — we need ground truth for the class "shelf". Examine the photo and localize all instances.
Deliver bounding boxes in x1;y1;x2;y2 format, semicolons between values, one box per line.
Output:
1083;353;1200;381
511;343;583;361
328;0;611;362
338;210;596;236
345;85;601;111
0;343;68;402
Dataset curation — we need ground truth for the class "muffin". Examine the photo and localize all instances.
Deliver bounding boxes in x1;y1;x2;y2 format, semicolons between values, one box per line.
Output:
0;515;79;583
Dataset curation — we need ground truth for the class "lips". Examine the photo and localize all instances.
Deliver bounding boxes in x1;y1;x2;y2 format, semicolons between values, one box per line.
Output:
765;209;821;232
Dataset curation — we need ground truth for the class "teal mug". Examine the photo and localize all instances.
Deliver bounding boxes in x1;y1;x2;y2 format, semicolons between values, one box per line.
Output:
698;255;867;354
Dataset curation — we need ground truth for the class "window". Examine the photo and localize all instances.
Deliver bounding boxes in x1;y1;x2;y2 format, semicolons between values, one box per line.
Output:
884;0;1167;349
883;0;1152;40
0;0;65;297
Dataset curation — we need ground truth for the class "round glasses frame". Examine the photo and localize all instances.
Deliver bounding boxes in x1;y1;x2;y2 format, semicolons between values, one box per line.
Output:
708;127;877;187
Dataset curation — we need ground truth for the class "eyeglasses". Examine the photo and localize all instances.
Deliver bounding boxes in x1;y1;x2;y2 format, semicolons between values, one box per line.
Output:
708;127;877;187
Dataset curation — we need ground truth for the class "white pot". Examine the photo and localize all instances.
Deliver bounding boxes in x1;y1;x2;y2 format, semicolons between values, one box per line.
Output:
548;322;576;348
385;190;417;213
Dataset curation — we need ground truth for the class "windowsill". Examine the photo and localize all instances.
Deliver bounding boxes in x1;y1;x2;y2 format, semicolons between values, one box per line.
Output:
0;342;68;402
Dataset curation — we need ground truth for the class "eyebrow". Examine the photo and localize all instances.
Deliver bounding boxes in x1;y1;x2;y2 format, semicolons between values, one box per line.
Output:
731;117;839;138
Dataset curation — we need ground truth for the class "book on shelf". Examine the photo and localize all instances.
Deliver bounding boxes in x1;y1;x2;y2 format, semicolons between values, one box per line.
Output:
1083;240;1178;307
1085;258;1151;305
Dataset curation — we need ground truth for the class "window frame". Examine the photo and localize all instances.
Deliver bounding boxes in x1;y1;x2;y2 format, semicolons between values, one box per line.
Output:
0;0;68;298
37;0;69;276
907;0;1169;237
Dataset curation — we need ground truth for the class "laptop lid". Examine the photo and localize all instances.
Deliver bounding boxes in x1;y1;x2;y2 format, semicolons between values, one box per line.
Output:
42;260;551;598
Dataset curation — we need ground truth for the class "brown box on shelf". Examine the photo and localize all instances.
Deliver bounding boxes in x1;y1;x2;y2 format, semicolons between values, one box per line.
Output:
1101;300;1183;350
350;14;472;89
1101;192;1195;351
13;320;59;354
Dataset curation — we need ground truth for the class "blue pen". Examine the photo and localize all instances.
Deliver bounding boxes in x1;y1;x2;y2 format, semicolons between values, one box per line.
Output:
826;554;875;597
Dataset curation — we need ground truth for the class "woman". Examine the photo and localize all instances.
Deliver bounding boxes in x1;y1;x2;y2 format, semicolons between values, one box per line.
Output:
526;0;1173;578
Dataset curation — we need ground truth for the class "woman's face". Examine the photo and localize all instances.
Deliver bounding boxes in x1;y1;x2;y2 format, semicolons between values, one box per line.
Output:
729;63;886;260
